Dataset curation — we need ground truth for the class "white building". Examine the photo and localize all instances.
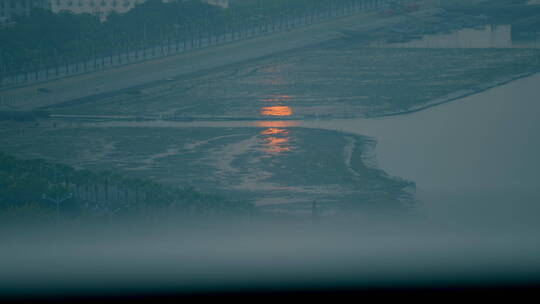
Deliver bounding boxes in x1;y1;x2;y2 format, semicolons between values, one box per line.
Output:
0;0;230;24
46;0;232;17
0;0;149;23
202;0;229;8
46;0;147;19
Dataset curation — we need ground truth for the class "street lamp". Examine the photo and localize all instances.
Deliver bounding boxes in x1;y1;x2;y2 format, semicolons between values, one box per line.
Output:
42;192;73;221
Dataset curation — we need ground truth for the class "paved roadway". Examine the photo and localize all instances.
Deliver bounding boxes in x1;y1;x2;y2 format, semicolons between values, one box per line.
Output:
1;9;439;111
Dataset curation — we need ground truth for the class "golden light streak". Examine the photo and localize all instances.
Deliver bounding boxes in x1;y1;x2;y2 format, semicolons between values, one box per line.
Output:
253;121;300;128
260;106;294;117
260;128;288;135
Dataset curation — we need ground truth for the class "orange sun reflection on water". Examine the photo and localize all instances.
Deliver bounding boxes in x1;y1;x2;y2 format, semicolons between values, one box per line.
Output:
265;137;289;145
255;121;299;128
257;95;296;156
256;122;297;156
258;127;293;155
261;128;288;135
260;106;294;117
264;139;291;154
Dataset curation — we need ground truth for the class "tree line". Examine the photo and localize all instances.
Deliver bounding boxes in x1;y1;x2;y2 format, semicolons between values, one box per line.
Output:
0;0;384;74
0;152;254;222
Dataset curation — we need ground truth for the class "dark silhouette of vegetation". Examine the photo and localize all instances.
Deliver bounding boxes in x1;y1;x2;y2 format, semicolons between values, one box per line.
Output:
0;152;254;222
0;0;379;75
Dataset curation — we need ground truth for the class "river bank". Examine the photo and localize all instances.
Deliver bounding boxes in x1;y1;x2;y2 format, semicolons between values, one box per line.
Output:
302;72;540;229
0;8;440;112
44;45;540;121
2;3;540;216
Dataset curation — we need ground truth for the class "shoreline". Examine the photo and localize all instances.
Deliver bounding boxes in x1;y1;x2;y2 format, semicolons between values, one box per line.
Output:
0;8;440;112
33;70;540;124
372;71;540;119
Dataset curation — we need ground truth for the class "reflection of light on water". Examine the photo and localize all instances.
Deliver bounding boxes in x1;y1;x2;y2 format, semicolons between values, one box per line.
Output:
264;137;291;154
258;94;296;155
257;123;295;155
254;121;299;128
260;106;294;117
261;128;288;135
260;127;291;154
261;65;288;85
259;95;293;103
265;137;289;145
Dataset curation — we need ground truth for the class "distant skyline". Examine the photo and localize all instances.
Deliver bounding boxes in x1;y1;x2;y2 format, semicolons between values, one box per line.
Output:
0;0;229;23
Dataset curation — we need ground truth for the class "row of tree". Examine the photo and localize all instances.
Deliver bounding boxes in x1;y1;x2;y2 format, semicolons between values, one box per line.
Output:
0;0;388;74
0;152;254;222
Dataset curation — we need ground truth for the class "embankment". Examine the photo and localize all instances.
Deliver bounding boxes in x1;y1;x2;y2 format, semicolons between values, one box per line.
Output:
0;8;440;111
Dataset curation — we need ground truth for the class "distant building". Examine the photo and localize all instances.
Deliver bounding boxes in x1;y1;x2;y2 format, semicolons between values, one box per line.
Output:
202;0;229;8
1;0;233;24
46;0;148;19
0;0;159;23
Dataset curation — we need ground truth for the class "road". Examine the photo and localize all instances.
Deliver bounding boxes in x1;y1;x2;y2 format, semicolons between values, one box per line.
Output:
0;8;439;111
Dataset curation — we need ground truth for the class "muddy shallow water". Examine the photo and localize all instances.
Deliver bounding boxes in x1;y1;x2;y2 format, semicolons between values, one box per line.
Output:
304;72;540;226
2;27;540;221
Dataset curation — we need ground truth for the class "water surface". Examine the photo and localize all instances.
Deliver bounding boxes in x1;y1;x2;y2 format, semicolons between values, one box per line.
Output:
305;73;540;227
